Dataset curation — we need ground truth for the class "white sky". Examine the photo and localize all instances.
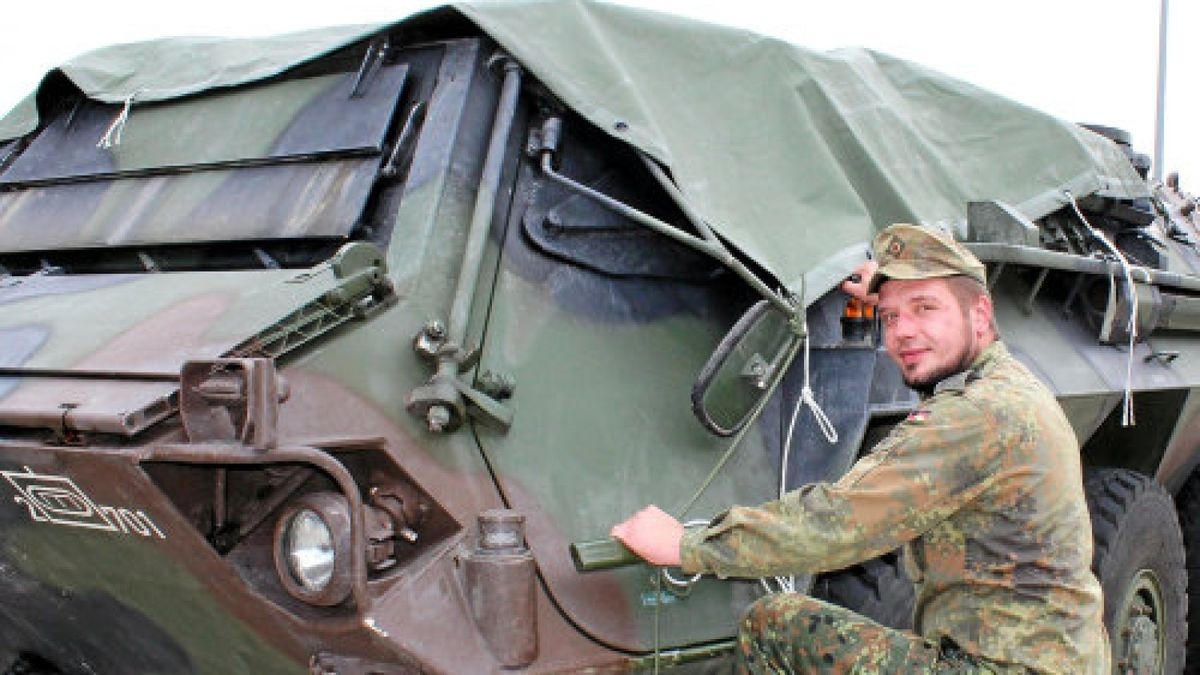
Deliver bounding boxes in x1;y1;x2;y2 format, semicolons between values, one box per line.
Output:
0;1;1196;188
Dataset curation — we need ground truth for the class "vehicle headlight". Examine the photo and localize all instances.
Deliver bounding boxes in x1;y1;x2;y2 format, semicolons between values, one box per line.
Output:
273;491;353;606
285;510;335;589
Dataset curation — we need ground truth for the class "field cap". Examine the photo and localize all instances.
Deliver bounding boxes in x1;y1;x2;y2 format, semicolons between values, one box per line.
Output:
869;223;987;292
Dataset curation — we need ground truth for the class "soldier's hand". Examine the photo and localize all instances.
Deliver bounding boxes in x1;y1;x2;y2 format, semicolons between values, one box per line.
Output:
840;260;879;305
610;505;683;567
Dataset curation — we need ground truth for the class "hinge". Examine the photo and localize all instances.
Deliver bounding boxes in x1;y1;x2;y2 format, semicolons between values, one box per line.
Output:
230;243;395;358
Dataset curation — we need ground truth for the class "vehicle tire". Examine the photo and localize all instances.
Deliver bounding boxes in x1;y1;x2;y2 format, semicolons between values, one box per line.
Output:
3;652;62;675
1086;468;1187;675
1174;468;1200;672
810;551;913;630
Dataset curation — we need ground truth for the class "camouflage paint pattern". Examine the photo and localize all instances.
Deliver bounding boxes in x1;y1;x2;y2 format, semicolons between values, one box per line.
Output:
737;593;1011;673
681;343;1109;673
868;223;988;291
0;64;409;252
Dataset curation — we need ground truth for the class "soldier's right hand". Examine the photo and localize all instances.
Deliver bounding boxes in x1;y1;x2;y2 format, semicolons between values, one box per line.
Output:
840;260;879;305
610;505;683;567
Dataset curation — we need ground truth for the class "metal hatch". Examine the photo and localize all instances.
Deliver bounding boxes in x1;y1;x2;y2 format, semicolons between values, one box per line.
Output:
2;64;408;183
0;64;408;252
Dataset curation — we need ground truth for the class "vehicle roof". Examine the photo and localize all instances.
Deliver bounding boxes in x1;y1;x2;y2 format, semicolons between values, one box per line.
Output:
0;0;1149;300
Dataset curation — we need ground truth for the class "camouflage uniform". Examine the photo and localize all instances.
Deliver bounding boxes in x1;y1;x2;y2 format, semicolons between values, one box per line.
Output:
678;225;1109;674
737;593;997;673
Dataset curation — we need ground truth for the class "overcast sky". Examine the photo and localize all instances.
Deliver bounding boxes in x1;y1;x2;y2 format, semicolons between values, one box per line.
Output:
1;0;1195;188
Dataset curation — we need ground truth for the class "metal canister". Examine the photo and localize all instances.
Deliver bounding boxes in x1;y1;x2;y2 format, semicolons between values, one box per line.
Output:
464;509;537;668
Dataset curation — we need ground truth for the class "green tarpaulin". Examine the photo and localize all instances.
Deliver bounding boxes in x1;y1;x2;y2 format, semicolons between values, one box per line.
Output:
0;0;1150;299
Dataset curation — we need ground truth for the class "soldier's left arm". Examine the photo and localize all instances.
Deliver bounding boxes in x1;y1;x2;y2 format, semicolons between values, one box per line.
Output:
680;392;1009;577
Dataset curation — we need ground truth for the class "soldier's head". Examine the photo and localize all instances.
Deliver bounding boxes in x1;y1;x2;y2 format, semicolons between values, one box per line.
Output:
869;224;996;393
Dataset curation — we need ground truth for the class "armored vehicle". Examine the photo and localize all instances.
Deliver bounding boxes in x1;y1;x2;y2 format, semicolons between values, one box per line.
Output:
0;2;1198;673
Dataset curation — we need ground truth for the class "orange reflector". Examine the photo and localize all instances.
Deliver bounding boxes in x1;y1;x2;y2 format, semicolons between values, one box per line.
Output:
843;298;876;320
844;298;863;319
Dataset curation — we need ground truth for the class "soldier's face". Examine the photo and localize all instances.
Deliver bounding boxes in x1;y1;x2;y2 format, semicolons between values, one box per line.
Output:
877;277;991;391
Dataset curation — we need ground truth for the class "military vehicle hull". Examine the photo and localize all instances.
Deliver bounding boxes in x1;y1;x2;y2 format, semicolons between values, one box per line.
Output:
0;3;1198;673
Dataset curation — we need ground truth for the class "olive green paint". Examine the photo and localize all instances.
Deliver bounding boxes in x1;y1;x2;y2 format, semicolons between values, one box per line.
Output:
5;525;301;674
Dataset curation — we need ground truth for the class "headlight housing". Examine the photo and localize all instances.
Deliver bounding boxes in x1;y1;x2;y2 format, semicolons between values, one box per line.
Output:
273;491;353;606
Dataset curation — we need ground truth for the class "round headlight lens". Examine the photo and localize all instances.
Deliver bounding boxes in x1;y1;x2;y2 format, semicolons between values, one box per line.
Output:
284;509;335;592
273;491;353;606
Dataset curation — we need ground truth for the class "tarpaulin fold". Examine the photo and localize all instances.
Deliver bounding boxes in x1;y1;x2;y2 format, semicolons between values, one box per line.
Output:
0;0;1149;300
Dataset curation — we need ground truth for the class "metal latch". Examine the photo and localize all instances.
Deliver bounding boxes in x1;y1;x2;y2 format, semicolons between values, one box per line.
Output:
405;320;514;433
180;358;288;450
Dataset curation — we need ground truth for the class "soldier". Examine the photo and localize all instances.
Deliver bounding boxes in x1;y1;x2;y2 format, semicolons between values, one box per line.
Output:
611;223;1109;673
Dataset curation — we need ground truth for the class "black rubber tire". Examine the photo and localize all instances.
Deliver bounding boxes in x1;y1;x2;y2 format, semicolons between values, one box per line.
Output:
1086;468;1187;675
811;551;913;630
3;653;62;675
1174;468;1200;672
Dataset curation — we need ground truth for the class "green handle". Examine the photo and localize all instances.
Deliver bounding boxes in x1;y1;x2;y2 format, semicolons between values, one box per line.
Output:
570;537;640;572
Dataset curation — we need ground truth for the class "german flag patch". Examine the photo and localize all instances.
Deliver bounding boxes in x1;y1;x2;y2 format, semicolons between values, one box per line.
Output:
906;408;931;422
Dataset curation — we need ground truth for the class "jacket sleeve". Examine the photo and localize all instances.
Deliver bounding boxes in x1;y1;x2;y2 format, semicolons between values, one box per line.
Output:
679;392;1008;578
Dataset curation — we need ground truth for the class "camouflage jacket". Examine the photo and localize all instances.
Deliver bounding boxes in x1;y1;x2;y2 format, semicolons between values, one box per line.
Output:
679;342;1109;674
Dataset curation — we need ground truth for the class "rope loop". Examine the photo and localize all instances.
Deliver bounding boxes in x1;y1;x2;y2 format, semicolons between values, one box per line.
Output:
97;90;141;149
1064;189;1139;426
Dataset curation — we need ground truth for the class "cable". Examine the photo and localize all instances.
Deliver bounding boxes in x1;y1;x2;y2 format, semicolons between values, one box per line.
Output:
770;333;841;595
1065;190;1140;426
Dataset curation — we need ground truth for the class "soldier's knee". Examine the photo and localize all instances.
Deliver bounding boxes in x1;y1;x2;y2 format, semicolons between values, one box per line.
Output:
740;592;824;639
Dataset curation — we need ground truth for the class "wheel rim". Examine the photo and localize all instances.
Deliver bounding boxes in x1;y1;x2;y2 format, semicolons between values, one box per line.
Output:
1115;568;1166;674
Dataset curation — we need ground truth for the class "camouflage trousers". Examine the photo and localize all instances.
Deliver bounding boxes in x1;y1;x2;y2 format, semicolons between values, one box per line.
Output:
736;593;1003;674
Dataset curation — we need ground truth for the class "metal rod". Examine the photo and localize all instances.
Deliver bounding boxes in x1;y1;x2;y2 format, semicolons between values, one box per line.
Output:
987;262;1006;291
213;467;227;531
638;155;721;245
1023;268;1050;315
382;101;426;178
1154;0;1169;182
1063;273;1087;318
444;57;522;361
540;150;795;317
627;640;736;670
541;154;714;252
640;155;798;316
0;367;178;381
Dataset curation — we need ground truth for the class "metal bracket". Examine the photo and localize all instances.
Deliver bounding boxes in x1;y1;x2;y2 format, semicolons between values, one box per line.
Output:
740;353;772;390
350;37;390;98
411;320;480;371
1062;273;1087;319
403;56;522;437
1145;350;1180;365
382;100;426;178
405;370;513;433
1022;268;1050;315
231;243;394;358
179;358;285;450
406;319;512;431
